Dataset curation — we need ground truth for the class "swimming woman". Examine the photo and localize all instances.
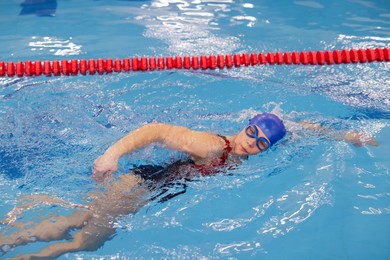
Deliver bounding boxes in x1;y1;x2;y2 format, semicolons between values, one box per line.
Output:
0;113;378;259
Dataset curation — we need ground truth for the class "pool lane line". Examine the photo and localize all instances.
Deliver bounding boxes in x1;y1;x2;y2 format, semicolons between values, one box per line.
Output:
0;47;389;78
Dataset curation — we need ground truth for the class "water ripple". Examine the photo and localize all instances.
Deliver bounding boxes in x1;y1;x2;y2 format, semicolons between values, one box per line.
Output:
137;0;244;55
215;241;263;255
28;36;83;56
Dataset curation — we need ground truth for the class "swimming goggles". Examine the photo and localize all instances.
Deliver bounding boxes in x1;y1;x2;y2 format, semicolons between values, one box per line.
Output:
245;125;271;151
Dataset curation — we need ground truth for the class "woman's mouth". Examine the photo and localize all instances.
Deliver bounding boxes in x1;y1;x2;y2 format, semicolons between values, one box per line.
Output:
241;145;249;154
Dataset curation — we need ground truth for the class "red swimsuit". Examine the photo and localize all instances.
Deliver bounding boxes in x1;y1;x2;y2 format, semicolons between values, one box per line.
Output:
195;135;232;175
133;135;233;202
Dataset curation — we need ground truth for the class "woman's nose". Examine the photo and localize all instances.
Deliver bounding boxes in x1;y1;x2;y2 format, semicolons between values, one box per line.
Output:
247;138;256;147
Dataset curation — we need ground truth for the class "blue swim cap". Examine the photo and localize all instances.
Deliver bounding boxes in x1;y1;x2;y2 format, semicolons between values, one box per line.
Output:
249;113;286;146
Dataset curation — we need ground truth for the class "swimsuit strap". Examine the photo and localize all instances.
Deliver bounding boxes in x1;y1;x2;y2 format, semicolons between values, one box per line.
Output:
217;135;232;163
194;135;233;176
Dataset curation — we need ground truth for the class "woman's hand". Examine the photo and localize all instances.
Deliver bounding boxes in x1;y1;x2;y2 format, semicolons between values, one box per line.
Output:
92;153;119;182
344;131;379;147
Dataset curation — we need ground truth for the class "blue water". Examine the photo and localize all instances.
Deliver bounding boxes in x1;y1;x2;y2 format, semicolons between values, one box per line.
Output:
0;0;389;259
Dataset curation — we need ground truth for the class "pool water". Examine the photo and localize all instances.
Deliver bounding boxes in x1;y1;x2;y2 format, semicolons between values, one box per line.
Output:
0;0;389;259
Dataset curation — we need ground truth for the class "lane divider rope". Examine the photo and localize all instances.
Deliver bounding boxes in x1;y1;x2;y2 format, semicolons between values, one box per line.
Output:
0;47;389;78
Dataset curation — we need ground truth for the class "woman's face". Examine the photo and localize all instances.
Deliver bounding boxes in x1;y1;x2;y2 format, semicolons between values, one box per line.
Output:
233;125;270;155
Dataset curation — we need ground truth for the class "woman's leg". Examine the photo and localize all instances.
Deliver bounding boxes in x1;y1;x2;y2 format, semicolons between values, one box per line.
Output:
11;218;115;260
1;211;91;249
9;174;149;259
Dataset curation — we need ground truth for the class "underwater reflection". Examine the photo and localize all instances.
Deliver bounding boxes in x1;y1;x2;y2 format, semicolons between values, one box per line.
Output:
20;0;57;17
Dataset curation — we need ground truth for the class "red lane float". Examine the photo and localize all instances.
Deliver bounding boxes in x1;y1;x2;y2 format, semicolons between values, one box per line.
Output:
0;47;388;78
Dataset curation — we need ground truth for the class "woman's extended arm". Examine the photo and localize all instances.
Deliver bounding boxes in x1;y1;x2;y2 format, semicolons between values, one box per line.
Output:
300;122;379;147
92;123;224;182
